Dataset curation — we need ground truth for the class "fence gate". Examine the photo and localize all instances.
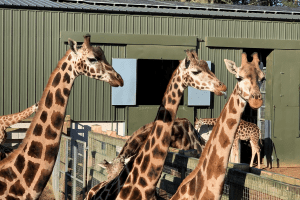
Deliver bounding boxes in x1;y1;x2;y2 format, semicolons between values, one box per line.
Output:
52;135;87;200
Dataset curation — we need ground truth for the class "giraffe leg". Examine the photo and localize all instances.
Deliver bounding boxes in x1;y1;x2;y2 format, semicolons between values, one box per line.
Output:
249;141;258;168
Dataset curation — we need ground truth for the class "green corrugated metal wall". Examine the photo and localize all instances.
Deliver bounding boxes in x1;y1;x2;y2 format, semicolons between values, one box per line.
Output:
0;8;300;121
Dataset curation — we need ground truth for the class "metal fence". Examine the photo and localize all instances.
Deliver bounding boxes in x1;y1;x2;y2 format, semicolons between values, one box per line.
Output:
52;135;87;200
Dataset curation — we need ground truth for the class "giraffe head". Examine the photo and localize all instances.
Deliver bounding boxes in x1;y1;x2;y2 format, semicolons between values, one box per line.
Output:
67;34;124;87
194;117;203;131
224;52;265;109
179;50;227;96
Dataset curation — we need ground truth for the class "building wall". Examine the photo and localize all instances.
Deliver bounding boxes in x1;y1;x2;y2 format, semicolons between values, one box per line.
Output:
0;8;300;123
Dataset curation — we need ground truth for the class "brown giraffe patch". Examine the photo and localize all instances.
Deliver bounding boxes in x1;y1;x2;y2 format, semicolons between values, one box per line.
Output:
156;125;163;138
125;175;131;184
195;170;204;199
241;102;245;108
138;177;147;188
23;161;40;187
90;68;95;73
32;124;43;136
152;144;166;159
45;91;53;109
219;127;231;148
144;140;150;152
6;195;19;200
63;88;70;97
129;139;139;150
33;169;51;193
51;111;64;130
119;185;132;199
9;180;25;196
61;62;68;71
147;164;162;181
136;151;143;165
141;154;150;173
161;131;171;147
129;187;142;199
132;167;138;184
0;167;17;182
237;98;240;106
180;185;187;194
40;111;48;123
68;54;72;60
188;178;196;196
226;118;237;130
14;155;25;174
151;137;155;148
203;158;207;170
44;143;59;163
25;194;33;200
45;125;57;140
0;181;7;195
52;73;61;88
229;98;237;114
63;72;71;84
202;187;215;200
55;89;65;106
206;146;225;180
68;65;72;71
28;141;43;159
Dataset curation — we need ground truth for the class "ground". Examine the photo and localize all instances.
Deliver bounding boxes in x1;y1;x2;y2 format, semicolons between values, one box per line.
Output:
262;166;300;180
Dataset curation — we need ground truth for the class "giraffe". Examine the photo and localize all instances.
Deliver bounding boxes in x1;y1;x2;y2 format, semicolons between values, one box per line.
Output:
85;50;227;200
169;52;265;200
0;34;124;200
100;118;206;182
195;118;262;168
0;103;39;160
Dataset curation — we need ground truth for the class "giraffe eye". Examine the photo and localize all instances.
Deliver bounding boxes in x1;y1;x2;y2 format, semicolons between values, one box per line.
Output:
88;58;98;63
192;71;201;75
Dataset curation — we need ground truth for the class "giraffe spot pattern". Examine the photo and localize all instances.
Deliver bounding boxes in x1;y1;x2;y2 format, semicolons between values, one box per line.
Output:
23;161;40;187
138;177;148;188
226;118;237;130
129;139;139;150
136;151;143;165
206;146;225;180
33;124;43;136
55;89;65;106
147;164;162;182
188;177;196;196
25;194;33;200
119;185;132;199
0;181;7;195
151;137;155;148
125;175;131;184
229;98;237;114
144;140;150;152
61;62;68;71
180;185;187;194
28;141;43;159
44;143;60;163
195;170;204;198
221;108;227;123
51;111;64;130
161;131;171;147
68;54;72;61
178;89;182;97
0;167;17;182
45;125;57;140
5;195;19;200
203;158;207;171
132;167;138;184
63;88;70;97
172;91;176;98
14;155;25;174
202;187;215;200
168;95;172;104
152;145;166;159
52;73;61;88
45;91;53;109
156;125;163;138
63;72;71;84
129;187;142;199
90;68;95;73
9;180;25;196
141;154;150;173
33;169;51;193
40;111;48;123
219;127;231;148
174;83;178;89
68;65;72;71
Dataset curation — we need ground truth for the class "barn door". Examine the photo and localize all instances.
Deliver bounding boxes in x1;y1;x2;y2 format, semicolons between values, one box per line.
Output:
272;49;300;166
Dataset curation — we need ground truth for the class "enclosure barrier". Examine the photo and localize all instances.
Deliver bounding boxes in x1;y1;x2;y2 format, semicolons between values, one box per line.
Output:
55;131;300;200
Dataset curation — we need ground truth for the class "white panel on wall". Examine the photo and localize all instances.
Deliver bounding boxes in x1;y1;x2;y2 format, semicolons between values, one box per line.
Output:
112;59;137;105
188;61;211;106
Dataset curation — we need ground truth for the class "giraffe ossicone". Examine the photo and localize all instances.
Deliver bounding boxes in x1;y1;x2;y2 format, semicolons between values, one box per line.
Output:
170;52;265;200
86;49;227;200
0;34;123;200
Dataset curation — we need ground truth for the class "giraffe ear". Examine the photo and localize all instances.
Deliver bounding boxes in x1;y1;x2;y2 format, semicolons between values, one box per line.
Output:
224;59;238;75
68;38;78;55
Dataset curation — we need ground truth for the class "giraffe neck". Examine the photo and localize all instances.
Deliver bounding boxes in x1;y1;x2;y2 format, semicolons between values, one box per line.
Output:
0;104;37;129
171;84;246;200
117;69;185;200
0;55;76;199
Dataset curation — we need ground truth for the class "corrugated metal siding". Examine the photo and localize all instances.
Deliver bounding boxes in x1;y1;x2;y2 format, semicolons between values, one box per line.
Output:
0;8;300;121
